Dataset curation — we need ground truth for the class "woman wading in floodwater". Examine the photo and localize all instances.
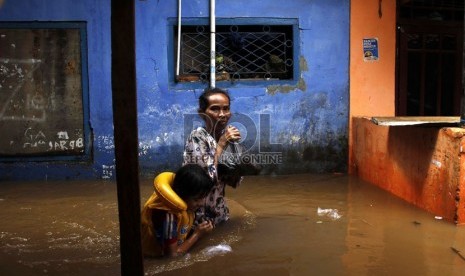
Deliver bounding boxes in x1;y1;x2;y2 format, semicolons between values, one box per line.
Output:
183;87;243;226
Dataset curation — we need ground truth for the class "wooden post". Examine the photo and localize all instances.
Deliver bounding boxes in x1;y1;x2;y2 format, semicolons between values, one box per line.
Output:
111;1;144;275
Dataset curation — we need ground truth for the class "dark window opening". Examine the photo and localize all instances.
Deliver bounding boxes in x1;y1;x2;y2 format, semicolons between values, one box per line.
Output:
399;0;464;22
0;22;91;161
396;0;463;116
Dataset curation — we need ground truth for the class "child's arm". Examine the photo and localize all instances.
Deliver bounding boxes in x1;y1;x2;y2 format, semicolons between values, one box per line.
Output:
166;220;214;257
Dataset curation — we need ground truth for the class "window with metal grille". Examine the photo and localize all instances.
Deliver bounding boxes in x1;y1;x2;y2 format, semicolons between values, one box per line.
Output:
171;19;298;86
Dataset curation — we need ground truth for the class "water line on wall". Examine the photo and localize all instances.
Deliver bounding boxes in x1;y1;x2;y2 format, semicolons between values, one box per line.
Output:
210;0;216;88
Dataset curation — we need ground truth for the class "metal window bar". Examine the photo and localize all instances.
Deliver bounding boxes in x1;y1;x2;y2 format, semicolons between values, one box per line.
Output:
177;25;293;82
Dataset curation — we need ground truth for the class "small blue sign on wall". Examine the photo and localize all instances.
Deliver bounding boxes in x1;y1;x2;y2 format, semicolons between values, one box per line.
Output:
363;37;379;61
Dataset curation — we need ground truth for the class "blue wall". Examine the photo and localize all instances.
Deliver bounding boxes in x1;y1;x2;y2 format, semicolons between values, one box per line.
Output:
0;0;349;181
0;0;113;180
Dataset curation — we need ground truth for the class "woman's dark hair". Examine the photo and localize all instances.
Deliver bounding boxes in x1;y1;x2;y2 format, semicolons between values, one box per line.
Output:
198;87;230;112
172;164;213;201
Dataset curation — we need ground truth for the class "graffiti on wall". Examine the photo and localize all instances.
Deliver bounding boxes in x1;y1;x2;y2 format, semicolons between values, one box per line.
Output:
0;25;86;157
21;128;84;152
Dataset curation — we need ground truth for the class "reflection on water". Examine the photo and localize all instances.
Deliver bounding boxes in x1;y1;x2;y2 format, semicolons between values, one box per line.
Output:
1;174;464;275
0;180;121;275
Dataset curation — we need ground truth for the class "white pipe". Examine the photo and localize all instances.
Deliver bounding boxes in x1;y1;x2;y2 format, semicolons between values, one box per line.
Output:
176;0;182;77
210;0;216;88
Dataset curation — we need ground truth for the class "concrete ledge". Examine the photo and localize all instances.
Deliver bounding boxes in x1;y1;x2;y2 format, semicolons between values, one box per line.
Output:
350;117;465;225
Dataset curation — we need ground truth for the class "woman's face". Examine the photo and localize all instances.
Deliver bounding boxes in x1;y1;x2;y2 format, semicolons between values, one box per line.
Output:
203;93;231;131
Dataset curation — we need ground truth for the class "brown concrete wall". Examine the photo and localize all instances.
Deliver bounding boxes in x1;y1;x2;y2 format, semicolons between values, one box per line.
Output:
351;117;465;225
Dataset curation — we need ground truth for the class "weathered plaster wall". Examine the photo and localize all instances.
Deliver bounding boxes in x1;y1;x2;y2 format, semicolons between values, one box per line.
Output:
349;0;396;173
136;0;350;177
0;0;350;180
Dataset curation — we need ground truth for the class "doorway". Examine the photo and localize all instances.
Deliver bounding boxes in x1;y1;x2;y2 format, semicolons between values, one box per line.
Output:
396;0;464;116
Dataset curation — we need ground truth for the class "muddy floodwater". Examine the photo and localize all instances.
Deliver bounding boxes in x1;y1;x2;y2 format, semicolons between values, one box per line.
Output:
1;174;464;275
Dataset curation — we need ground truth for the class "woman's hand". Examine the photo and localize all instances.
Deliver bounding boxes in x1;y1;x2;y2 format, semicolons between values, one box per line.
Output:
218;125;241;148
215;125;241;168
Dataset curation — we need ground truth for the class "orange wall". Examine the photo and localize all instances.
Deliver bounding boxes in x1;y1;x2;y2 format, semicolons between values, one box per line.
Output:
351;118;465;224
349;0;397;171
